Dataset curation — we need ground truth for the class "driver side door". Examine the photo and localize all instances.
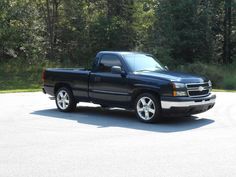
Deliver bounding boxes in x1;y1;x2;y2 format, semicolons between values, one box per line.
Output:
90;54;130;105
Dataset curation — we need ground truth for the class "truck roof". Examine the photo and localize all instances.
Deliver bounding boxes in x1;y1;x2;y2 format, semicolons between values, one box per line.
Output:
98;51;147;55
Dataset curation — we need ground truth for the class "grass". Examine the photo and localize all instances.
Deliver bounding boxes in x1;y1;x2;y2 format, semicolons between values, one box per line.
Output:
175;61;236;90
213;89;236;93
0;59;79;93
0;72;42;90
0;59;236;93
1;89;235;94
1;88;235;94
0;59;61;92
0;88;41;94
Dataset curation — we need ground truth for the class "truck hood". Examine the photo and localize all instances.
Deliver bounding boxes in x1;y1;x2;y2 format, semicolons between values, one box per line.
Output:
134;70;208;83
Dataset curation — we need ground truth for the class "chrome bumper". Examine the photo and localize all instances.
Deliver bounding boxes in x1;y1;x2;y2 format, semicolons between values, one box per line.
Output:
161;94;216;109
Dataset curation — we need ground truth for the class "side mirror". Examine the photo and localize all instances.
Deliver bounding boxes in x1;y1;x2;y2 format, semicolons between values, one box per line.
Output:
165;66;169;70
111;66;122;74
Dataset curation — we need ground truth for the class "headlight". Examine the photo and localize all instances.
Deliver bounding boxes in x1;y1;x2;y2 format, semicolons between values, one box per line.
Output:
208;80;212;92
208;80;212;87
175;91;187;96
173;83;186;89
172;82;187;96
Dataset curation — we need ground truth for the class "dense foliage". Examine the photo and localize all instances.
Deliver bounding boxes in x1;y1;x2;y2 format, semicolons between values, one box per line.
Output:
0;0;235;65
0;0;236;90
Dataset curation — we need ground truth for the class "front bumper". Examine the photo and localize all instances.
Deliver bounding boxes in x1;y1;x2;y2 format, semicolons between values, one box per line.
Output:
161;93;216;116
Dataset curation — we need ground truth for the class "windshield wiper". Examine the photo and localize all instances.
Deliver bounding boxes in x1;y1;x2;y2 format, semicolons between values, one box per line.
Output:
135;69;153;72
136;67;162;72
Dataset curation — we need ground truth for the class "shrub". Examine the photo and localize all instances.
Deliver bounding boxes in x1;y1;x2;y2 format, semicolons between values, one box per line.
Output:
175;62;224;88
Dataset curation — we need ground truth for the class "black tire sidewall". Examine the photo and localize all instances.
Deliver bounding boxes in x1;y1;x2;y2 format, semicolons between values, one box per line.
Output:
55;87;76;112
135;93;161;123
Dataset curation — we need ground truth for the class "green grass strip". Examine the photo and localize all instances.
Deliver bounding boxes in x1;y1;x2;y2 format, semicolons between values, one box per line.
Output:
0;88;41;94
0;88;235;94
213;89;236;93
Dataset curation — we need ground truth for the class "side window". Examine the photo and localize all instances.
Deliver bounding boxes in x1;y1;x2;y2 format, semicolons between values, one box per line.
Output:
98;54;122;72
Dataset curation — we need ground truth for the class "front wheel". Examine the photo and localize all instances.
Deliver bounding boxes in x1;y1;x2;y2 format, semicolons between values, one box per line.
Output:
135;93;162;123
55;87;76;112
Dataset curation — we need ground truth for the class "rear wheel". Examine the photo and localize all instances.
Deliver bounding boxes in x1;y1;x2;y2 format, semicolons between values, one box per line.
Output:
55;87;76;112
135;93;162;123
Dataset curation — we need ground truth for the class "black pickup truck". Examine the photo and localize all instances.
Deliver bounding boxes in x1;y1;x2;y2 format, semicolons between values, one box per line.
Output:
42;51;216;122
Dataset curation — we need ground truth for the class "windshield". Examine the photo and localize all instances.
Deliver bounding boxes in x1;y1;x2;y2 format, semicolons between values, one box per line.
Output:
123;53;164;72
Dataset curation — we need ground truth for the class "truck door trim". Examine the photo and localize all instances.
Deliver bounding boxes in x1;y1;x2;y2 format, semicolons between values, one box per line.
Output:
91;89;129;96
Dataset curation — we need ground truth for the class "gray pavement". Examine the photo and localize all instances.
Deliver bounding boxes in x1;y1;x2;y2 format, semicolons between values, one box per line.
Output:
0;92;236;177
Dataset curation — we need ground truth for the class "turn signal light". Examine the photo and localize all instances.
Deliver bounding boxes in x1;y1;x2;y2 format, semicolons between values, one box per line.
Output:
173;90;177;96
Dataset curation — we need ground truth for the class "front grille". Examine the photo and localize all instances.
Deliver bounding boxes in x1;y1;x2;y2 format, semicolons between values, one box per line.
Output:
186;82;211;97
187;83;209;89
188;90;209;96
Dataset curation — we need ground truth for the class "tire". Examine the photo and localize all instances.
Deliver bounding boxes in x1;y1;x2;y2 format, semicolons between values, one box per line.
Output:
135;93;162;123
55;87;76;112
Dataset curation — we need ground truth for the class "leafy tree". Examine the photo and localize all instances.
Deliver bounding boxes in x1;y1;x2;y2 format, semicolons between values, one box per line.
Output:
0;0;42;62
153;0;216;65
0;0;235;66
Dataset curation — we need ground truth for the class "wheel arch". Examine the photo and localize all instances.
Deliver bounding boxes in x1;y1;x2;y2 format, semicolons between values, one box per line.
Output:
54;82;72;95
132;87;161;107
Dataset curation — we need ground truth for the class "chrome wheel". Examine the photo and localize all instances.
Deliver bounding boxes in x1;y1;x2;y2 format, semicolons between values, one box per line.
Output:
136;96;156;121
56;90;70;110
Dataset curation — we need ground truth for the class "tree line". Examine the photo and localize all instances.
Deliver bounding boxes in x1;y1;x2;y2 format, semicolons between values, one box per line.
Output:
0;0;235;67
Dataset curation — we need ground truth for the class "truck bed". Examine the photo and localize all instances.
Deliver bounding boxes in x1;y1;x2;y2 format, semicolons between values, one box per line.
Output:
43;68;91;100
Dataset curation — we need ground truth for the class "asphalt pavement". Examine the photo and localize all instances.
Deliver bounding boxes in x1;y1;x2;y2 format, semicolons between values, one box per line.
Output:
0;92;236;177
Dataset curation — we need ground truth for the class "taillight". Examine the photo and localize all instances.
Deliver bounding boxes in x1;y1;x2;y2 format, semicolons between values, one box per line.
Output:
42;70;46;81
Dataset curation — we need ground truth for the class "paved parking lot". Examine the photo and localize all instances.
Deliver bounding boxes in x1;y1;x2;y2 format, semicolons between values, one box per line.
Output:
0;92;236;177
